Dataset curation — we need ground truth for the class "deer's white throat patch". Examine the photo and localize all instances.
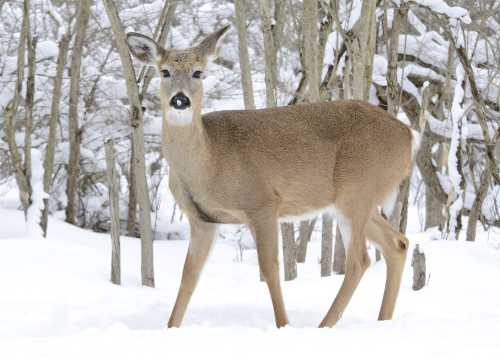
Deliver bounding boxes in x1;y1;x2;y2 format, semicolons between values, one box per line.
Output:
167;109;193;126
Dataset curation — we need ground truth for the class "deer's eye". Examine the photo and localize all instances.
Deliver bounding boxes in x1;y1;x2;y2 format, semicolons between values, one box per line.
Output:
161;69;171;78
192;70;203;79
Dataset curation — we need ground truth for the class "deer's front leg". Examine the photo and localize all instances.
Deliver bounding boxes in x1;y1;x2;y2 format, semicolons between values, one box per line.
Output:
167;217;216;328
250;212;289;328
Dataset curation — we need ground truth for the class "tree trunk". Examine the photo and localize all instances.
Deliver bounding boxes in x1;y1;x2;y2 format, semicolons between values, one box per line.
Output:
103;0;155;287
272;0;285;50
385;3;410;233
332;225;345;274
65;0;91;225
258;0;277;107
347;0;377;100
390;178;410;233
234;0;255;109
385;2;408;116
23;34;37;208
318;2;333;80
42;35;69;237
127;140;137;237
321;214;333;277
296;218;316;263
424;136;445;230
302;0;319;101
4;0;31;215
466;169;490;242
105;140;121;285
281;222;297;281
425;183;443;229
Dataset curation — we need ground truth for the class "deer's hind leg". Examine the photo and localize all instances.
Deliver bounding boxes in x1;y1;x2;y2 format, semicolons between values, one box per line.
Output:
319;200;372;328
365;212;408;320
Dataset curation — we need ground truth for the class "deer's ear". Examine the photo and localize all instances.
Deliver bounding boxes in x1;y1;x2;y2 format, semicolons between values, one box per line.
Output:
197;25;230;58
126;33;163;65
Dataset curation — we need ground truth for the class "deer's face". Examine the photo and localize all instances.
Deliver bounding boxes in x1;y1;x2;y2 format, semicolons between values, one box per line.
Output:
126;26;230;126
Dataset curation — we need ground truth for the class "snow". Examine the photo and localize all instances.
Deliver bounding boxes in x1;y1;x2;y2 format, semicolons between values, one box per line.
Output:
407;9;427;35
426;113;498;142
37;40;59;59
400;33;449;71
372;55;388;86
0;206;499;356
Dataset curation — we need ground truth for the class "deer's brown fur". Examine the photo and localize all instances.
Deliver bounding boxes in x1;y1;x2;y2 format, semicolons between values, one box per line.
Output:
127;26;416;329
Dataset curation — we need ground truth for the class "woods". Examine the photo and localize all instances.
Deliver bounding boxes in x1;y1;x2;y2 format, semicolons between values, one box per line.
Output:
0;0;499;283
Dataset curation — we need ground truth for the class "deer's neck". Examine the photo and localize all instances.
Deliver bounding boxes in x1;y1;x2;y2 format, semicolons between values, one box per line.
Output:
161;108;212;176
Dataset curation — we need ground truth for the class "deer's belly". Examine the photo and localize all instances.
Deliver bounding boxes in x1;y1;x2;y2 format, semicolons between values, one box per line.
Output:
278;203;344;222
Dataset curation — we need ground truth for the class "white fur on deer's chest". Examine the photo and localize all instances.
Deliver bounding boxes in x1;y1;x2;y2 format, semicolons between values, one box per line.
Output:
167;109;193;126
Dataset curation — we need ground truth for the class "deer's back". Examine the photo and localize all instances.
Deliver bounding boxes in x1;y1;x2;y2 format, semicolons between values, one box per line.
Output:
202;100;411;163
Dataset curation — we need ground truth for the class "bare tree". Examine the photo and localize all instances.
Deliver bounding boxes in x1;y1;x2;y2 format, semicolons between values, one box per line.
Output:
303;0;319;101
321;214;333;277
341;0;377;100
466;168;491;241
105;139;121;285
103;0;155;287
127;143;137;236
65;0;91;224
259;0;277;107
3;0;32;216
384;1;408;116
295;218;316;263
281;222;297;281
23;33;37;209
234;0;255;109
42;35;69;237
332;225;345;274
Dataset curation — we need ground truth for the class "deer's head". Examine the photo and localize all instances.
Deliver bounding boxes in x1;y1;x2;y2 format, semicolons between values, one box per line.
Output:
126;25;230;126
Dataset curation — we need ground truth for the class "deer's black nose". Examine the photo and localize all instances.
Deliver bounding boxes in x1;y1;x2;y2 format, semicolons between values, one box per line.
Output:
170;92;191;110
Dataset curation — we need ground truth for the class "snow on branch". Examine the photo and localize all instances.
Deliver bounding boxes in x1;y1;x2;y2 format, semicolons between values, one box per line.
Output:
446;64;467;240
448;65;467;191
409;0;471;24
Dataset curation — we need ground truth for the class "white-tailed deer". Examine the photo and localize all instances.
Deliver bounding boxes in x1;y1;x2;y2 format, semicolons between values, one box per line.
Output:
127;26;419;328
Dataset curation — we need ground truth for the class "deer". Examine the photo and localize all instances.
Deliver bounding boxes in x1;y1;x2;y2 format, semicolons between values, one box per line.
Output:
126;25;419;328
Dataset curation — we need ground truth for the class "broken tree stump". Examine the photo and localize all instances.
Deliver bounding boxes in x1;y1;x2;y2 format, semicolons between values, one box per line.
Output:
105;139;121;285
411;244;426;290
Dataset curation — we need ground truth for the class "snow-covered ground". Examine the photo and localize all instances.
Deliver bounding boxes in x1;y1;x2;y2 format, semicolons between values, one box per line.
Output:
1;206;499;357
